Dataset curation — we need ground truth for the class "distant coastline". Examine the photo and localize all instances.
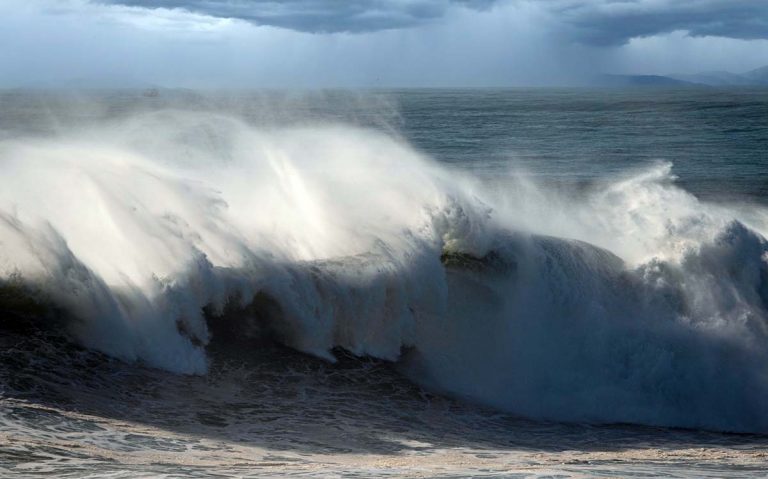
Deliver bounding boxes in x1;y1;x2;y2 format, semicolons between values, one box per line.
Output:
594;65;768;87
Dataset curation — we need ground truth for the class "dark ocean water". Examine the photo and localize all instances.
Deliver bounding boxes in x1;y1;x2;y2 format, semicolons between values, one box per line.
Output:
4;88;767;199
1;88;768;478
395;89;768;202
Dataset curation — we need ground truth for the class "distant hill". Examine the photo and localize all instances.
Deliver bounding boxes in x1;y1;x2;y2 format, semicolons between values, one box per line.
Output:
590;65;768;87
592;74;699;87
743;65;768;84
669;65;768;86
671;71;753;86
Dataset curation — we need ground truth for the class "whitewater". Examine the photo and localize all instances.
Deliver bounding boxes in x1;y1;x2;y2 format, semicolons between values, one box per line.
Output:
0;90;768;477
1;89;768;477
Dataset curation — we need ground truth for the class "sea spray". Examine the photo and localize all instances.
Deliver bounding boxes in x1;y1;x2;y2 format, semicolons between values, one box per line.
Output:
1;108;767;432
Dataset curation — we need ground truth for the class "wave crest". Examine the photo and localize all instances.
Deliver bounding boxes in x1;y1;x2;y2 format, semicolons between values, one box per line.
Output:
1;111;767;432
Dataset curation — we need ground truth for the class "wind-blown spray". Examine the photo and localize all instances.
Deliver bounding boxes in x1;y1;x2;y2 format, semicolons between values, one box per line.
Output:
1;108;767;433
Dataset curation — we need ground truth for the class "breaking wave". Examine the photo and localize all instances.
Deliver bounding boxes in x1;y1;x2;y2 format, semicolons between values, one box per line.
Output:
1;109;767;433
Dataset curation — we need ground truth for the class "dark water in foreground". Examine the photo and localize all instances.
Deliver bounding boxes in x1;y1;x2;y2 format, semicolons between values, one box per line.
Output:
2;327;767;478
1;88;768;477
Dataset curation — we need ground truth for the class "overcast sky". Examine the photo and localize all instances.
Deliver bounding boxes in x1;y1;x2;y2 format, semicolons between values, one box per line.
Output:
1;0;767;87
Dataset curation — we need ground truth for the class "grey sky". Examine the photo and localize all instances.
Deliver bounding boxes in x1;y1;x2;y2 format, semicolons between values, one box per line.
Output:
1;0;767;88
96;0;499;33
547;0;768;45
98;0;768;43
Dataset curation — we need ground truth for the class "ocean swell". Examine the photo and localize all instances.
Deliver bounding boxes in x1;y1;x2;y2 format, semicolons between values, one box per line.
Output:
1;110;767;433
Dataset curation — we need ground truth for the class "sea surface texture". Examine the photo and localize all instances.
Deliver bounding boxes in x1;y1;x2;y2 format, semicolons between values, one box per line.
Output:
1;88;767;477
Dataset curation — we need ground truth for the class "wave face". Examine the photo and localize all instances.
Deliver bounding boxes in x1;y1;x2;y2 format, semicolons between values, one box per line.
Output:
1;107;767;433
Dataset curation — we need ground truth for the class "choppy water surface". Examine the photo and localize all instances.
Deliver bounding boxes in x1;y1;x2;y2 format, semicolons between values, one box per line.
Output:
2;329;767;478
1;88;768;477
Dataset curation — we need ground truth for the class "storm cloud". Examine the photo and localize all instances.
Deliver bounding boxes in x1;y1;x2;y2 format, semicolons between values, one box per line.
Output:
98;0;768;45
0;0;766;88
543;0;768;45
94;0;499;33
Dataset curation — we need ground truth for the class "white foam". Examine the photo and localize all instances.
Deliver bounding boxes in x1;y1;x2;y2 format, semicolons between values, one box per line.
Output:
1;109;767;432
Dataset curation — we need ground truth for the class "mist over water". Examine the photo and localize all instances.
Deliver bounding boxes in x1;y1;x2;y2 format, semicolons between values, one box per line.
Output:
2;89;768;475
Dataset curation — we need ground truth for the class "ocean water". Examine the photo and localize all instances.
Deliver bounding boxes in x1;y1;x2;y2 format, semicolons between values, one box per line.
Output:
1;88;768;477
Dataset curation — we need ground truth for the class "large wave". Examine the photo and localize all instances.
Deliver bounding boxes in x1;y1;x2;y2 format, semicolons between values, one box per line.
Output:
1;108;767;433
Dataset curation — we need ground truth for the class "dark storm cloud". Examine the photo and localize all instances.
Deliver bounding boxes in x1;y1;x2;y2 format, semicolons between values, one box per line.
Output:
95;0;499;33
93;0;768;44
546;0;768;46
